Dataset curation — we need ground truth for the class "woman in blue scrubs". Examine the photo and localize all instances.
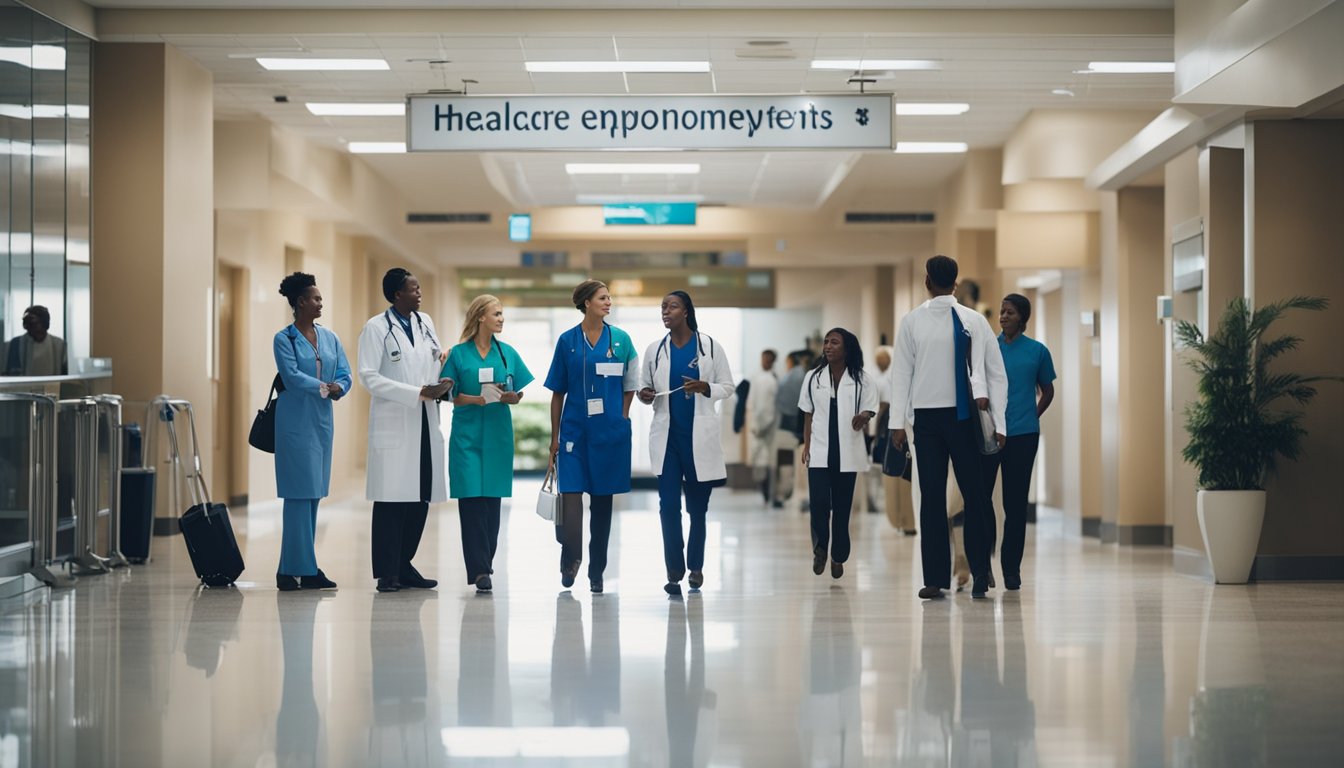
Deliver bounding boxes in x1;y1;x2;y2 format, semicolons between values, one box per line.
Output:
636;291;735;596
981;294;1055;590
273;272;352;591
544;279;639;594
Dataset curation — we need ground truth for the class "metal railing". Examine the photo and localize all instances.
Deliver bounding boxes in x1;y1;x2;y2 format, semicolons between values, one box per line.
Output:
0;392;70;586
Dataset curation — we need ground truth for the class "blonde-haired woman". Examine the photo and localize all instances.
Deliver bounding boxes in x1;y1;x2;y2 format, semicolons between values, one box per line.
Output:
440;295;534;592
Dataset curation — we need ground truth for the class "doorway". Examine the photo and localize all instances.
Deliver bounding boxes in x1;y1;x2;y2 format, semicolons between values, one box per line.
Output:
215;262;249;506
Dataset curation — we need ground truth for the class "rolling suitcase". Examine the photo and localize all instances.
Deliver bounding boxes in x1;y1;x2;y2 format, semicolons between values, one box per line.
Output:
165;402;244;587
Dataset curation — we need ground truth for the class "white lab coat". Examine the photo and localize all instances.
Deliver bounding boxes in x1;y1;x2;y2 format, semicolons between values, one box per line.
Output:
357;309;448;503
798;368;881;473
639;332;735;482
747;370;780;470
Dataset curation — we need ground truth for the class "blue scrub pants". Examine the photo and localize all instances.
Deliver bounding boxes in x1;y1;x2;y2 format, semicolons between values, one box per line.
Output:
659;431;713;579
279;498;320;576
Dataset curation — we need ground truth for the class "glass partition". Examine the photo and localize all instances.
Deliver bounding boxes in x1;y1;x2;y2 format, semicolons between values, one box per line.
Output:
0;0;93;377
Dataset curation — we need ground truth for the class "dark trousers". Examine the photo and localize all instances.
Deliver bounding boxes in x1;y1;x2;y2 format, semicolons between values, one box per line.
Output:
981;432;1039;583
658;432;713;578
557;493;614;580
458;496;502;583
371;406;431;580
914;407;992;589
808;466;857;563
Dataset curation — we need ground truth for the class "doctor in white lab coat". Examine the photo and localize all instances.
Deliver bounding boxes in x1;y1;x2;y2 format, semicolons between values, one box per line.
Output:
798;328;880;581
636;291;734;596
357;267;452;593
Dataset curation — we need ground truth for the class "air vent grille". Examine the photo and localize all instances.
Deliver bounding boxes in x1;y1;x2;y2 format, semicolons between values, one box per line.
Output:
844;212;936;224
407;213;491;224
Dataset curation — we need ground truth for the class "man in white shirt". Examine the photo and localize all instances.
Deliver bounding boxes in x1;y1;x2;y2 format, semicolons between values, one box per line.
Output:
891;256;1007;599
747;349;780;505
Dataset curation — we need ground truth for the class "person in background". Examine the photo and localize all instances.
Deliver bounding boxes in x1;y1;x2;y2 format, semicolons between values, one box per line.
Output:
545;279;640;594
981;293;1056;591
637;290;734;596
747;349;780;505
891;255;1007;600
357;268;452;593
273;272;352;591
3;305;67;376
798;328;879;580
775;349;810;511
441;294;534;594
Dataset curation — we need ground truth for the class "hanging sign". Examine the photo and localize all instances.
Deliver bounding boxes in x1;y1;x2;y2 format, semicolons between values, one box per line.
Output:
407;94;894;152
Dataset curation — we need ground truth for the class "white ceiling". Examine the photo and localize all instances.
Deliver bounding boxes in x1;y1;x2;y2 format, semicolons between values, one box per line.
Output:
97;6;1175;211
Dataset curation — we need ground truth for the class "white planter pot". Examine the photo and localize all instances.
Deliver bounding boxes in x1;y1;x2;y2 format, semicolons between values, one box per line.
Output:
1197;490;1266;584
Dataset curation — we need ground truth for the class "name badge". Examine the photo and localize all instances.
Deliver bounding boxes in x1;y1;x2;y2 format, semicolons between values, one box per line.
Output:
595;362;623;377
587;398;604;416
478;368;495;384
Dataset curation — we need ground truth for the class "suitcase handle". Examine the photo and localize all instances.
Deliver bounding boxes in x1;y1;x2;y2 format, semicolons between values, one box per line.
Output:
161;399;212;511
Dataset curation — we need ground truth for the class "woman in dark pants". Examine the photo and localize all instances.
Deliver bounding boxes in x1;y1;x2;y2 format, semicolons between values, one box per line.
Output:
798;329;879;579
981;293;1056;590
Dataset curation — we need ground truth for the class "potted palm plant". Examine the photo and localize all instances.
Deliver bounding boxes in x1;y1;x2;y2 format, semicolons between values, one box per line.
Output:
1174;295;1337;583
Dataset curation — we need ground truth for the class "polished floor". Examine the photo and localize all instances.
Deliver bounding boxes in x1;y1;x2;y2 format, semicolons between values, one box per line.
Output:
3;481;1343;767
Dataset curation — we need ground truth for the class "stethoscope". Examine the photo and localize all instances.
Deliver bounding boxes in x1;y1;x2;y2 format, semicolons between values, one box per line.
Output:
489;335;515;391
574;322;615;398
646;331;714;398
382;308;440;362
807;365;863;416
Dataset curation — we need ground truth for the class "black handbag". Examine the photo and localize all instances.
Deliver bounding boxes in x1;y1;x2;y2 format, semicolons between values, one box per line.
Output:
247;374;283;453
881;433;912;481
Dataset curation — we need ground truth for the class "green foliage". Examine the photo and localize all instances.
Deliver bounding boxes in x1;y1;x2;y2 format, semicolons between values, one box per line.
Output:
1174;296;1338;490
511;400;552;471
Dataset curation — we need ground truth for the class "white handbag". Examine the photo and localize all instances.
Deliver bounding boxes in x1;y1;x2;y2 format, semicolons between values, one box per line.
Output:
535;463;561;524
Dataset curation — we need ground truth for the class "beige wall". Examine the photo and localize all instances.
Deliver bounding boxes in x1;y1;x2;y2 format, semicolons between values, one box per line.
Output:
1247;120;1344;560
92;44;216;517
1164;148;1202;551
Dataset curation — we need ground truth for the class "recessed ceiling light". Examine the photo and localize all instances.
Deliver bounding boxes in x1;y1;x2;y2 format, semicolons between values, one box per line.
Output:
1051;88;1076;97
895;103;970;116
257;58;389;71
577;194;706;204
894;142;968;154
566;163;700;175
306;102;405;116
812;59;940;71
1081;61;1175;74
348;141;405;154
526;61;710;73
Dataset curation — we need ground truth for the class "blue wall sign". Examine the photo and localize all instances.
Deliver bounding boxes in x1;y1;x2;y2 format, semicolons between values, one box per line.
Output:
508;213;531;242
602;203;697;226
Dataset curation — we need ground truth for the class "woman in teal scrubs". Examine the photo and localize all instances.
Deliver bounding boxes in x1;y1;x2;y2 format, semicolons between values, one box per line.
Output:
273;272;352;591
441;295;534;593
544;279;639;594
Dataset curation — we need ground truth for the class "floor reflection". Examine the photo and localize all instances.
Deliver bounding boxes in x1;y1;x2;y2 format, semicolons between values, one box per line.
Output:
369;592;439;766
457;594;512;727
958;599;1036;766
664;597;716;767
801;588;863;766
276;594;322;768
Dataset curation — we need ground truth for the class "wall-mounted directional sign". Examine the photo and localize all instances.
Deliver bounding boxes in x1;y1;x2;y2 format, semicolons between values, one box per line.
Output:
602;203;697;226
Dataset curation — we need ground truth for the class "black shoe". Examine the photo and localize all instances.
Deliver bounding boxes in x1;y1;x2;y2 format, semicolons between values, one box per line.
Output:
299;570;337;590
277;574;300;591
812;551;826;575
972;578;990;599
1005;574;1022;590
376;577;400;593
561;563;578;589
918;586;945;600
688;571;704;590
399;573;438;589
590;578;603;594
831;561;844;579
475;575;492;593
771;500;784;509
903;529;918;536
988;573;997;589
664;582;682;596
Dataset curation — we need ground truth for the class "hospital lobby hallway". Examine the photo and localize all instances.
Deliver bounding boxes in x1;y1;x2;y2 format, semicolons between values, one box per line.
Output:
3;483;1343;767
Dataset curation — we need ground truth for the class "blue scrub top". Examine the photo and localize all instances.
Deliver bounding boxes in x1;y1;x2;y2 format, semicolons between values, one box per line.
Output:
544;323;639;495
997;333;1056;437
273;325;353;499
668;337;698;441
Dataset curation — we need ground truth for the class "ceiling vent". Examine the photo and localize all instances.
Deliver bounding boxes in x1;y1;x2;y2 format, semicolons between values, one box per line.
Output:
735;41;797;61
845;212;936;224
407;213;491;224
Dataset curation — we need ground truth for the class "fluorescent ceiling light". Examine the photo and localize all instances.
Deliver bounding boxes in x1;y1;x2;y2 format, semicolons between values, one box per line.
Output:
0;104;91;120
306;102;404;116
1051;88;1076;97
896;102;969;116
811;59;939;71
526;61;710;73
442;727;630;759
257;57;389;71
894;142;968;154
1082;61;1175;74
0;45;66;70
577;194;705;204
348;141;405;154
566;163;700;175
